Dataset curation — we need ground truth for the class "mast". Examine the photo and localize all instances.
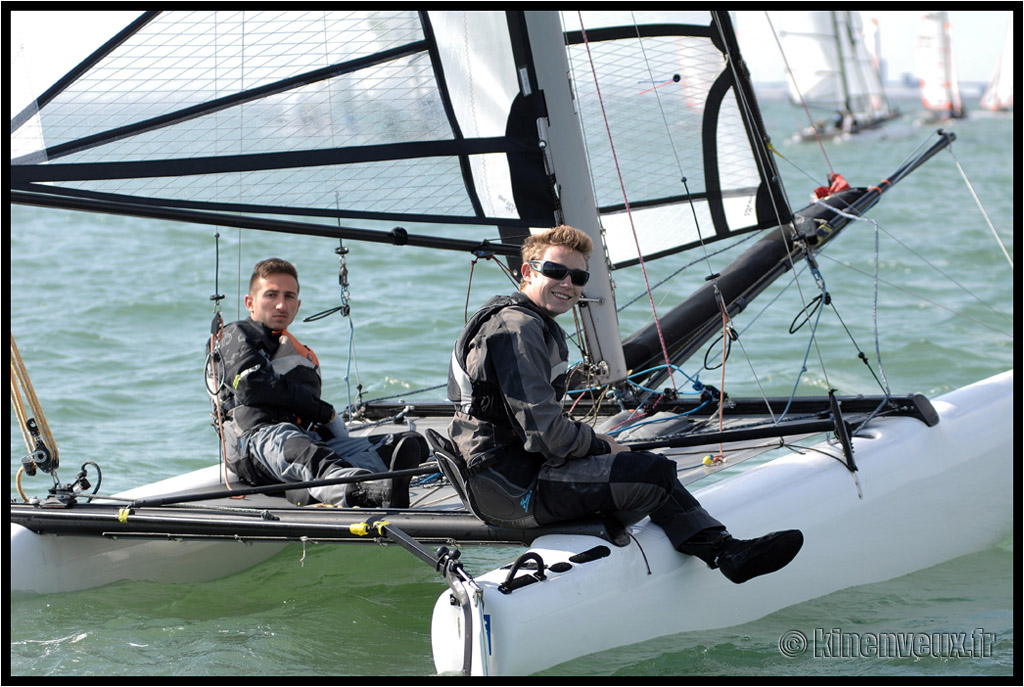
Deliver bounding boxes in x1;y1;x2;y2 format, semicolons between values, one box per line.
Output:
521;11;628;385
833;12;854;118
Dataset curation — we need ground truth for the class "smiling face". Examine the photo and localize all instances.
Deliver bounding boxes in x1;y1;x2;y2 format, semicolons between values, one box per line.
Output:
519;244;587;318
245;272;301;331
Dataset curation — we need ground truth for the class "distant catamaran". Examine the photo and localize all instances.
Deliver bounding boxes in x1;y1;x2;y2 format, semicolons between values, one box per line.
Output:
777;10;900;141
915;11;966;122
980;21;1013;113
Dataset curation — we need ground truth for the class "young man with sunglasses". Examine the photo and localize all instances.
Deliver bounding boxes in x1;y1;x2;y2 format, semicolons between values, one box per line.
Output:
448;226;803;583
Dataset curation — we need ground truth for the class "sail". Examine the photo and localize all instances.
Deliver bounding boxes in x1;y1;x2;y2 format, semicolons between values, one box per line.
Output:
561;11;790;268
10;11;559;253
11;11;787;258
980;22;1013;112
915;12;965;118
777;11;893;124
10;11;790;384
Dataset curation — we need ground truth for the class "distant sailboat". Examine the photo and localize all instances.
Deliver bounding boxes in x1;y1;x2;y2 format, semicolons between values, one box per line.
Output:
915;11;966;122
777;11;900;142
980;22;1013;112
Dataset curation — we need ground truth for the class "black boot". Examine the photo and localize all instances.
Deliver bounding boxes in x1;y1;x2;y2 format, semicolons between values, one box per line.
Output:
346;438;421;507
680;528;804;584
383;435;423;509
343;470;386;508
347;436;424;508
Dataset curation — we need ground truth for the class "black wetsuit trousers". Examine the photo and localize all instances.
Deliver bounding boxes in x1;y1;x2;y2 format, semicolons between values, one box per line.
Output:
533;450;724;550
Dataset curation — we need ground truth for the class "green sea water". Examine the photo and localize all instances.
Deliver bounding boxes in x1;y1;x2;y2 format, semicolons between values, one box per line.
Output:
9;93;1014;677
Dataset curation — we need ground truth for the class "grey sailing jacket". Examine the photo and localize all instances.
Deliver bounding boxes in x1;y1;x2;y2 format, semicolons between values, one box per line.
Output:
447;292;605;489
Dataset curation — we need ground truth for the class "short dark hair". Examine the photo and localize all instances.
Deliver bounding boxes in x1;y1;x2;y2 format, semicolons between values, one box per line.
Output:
249;258;299;295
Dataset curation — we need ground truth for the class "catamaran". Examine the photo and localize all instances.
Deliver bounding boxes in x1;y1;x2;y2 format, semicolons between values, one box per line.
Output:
915;11;967;123
10;11;1012;676
774;10;901;141
979;21;1013;113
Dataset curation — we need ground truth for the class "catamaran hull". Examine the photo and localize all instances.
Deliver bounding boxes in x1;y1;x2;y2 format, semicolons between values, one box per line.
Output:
10;465;290;594
10;523;288;594
430;371;1013;676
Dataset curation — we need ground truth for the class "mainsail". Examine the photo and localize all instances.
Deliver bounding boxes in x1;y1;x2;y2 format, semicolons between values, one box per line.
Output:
11;10;790;386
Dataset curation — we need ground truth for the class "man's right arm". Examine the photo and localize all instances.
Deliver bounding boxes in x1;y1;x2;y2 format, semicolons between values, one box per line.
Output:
219;322;333;425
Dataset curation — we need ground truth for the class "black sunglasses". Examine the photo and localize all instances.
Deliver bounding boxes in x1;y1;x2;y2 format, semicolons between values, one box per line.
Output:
528;260;590;287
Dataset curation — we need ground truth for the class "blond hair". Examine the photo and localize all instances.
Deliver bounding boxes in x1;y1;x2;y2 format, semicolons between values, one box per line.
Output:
521;225;593;264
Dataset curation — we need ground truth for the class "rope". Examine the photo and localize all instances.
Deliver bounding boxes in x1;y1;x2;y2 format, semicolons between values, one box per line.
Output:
709;286;733;461
206;326;233;491
207;230;234;490
776;262;833;424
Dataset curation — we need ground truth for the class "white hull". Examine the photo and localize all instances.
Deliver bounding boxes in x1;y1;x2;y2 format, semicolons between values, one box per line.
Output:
10;465;289;594
430;371;1013;675
10;372;1013;673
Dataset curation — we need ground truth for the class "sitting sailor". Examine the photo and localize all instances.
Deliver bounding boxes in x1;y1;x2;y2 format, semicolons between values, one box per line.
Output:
447;226;804;583
210;257;423;507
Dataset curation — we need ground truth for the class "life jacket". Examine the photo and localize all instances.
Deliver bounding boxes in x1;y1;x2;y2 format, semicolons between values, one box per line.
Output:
448;294;523;424
264;329;321;428
206;321;322;482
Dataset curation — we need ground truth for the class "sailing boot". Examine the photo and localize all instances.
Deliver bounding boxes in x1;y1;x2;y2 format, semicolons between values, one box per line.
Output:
381;434;423;509
344;436;423;508
342;470;382;508
679;528;804;584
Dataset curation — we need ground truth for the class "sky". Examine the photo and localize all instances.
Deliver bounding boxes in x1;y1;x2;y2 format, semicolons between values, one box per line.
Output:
10;9;1016;115
735;10;1014;85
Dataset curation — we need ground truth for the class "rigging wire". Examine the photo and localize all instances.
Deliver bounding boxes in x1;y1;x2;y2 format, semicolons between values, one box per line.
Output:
206;230;234;489
573;11;678;393
721;13;912;426
710;11;826;444
946;146;1014;269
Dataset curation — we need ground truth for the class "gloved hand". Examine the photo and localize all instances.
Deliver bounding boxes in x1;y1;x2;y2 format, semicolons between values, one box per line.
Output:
315;400;336;425
322;412;350;440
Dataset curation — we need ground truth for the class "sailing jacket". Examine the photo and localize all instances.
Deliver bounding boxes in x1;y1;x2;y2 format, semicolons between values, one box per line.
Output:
447;292;608;491
211;318;334;481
